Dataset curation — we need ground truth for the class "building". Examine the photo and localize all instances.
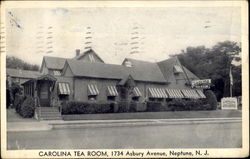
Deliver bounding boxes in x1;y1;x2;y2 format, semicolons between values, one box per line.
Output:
21;48;206;112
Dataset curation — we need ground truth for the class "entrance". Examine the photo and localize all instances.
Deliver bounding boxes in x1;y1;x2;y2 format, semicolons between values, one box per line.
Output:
39;81;50;107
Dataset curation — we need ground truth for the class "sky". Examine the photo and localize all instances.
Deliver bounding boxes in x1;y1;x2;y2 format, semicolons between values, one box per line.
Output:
5;6;241;66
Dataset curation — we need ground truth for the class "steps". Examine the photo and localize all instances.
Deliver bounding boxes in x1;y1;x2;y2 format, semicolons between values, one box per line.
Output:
36;107;62;120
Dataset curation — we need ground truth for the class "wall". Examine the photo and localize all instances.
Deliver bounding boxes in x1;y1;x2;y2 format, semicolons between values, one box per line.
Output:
74;77;119;102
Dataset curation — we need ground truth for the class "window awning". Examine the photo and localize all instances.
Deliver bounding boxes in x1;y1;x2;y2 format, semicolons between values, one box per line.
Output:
196;89;206;98
58;82;70;95
107;86;118;96
165;89;184;98
148;88;168;98
133;87;142;97
87;84;99;96
181;89;200;98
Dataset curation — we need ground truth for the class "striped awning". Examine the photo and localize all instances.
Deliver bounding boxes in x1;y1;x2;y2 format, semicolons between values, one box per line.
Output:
165;89;184;98
133;87;142;97
181;89;200;98
87;84;99;96
107;86;118;96
196;89;206;98
58;82;70;95
148;88;168;98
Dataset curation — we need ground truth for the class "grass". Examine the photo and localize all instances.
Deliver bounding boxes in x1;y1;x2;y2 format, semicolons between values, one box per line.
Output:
63;109;242;121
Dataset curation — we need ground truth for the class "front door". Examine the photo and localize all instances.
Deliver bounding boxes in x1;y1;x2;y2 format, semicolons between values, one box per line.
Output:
39;81;50;107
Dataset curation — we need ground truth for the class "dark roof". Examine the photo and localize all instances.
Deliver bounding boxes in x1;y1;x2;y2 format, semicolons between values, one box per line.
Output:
43;56;67;70
157;56;199;82
124;58;167;83
72;49;105;63
6;68;41;79
66;59;129;80
66;59;167;83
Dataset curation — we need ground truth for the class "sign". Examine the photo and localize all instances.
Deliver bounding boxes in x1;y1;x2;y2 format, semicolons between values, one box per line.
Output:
221;97;238;110
191;79;211;89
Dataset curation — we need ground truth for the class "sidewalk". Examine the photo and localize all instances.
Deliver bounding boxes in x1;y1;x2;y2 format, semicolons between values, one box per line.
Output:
8;117;242;132
7;109;242;132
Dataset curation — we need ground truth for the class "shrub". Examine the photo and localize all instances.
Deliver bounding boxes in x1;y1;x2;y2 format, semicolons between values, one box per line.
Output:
14;94;26;113
117;101;130;113
19;96;35;118
167;98;211;111
168;99;187;111
62;101;113;115
94;103;112;113
146;101;165;112
204;90;218;110
129;101;137;112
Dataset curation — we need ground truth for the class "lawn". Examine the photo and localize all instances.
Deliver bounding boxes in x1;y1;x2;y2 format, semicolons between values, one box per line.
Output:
63;110;242;120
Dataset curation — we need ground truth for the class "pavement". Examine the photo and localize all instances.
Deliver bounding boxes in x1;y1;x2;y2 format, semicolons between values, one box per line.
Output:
6;108;242;132
7;117;242;132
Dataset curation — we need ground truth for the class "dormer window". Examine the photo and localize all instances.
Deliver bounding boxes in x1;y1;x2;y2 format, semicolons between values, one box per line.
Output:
173;65;183;74
53;70;62;76
124;60;132;67
89;54;96;62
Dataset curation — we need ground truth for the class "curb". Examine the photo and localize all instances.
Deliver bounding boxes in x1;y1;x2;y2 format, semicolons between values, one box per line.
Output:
50;118;242;130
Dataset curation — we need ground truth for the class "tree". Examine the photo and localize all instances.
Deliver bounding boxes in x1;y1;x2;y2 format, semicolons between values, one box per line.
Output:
175;41;241;101
6;56;39;71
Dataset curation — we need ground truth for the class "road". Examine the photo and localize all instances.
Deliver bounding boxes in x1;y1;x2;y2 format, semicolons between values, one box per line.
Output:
7;122;242;149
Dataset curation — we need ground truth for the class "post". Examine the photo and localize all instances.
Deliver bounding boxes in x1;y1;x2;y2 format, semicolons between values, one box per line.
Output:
230;83;232;97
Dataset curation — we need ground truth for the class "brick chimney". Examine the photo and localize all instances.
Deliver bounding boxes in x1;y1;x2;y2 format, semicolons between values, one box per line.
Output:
75;49;80;57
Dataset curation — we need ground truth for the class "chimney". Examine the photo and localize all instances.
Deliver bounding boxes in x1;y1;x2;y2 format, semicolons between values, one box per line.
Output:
75;49;80;57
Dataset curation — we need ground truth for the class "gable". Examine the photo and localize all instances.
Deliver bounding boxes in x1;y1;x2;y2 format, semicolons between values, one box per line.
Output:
157;56;199;84
61;61;74;77
73;49;105;63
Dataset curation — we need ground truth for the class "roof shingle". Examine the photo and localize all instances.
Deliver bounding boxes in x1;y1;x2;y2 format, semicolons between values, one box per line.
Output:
6;68;41;79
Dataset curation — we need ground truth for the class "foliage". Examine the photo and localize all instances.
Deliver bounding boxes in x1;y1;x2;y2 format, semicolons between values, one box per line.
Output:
19;96;35;118
204;90;218;110
14;94;26;113
167;99;211;111
146;101;166;112
175;41;241;100
7;56;39;71
117;101;130;113
62;101;113;115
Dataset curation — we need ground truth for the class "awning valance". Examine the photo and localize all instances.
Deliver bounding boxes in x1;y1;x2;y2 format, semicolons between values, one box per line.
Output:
87;84;99;96
58;82;70;95
196;89;206;98
148;88;168;98
107;86;118;96
165;89;184;98
181;89;200;98
133;87;142;97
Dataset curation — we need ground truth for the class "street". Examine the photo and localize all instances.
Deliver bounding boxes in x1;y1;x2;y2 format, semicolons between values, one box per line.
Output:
7;122;242;149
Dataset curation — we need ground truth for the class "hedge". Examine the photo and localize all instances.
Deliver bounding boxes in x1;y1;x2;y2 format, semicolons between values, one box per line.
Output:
62;101;114;115
14;94;26;114
204;90;218;110
19;96;35;118
147;101;167;112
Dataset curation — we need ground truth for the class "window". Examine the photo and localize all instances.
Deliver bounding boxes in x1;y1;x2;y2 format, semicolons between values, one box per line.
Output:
88;95;97;101
132;96;140;101
107;96;116;101
174;65;183;74
53;70;62;76
149;98;156;102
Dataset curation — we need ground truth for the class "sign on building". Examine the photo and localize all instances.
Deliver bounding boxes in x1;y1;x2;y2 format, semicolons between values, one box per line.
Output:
221;97;238;110
191;79;211;89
